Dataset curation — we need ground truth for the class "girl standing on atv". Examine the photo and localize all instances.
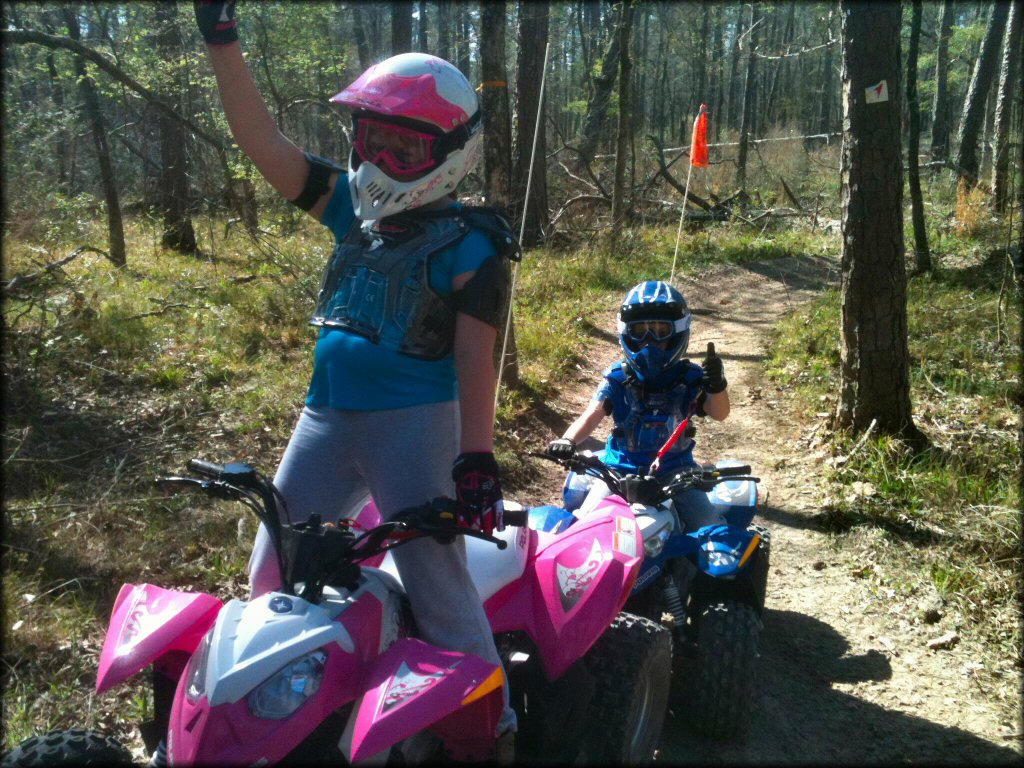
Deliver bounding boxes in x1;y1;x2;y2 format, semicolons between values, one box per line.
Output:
548;280;731;530
195;0;518;748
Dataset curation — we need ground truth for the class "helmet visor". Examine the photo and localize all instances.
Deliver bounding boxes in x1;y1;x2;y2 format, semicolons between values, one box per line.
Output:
353;117;438;180
625;319;675;343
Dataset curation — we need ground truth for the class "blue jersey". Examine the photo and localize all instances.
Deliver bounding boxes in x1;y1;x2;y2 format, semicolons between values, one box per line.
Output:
594;361;705;475
306;181;496;411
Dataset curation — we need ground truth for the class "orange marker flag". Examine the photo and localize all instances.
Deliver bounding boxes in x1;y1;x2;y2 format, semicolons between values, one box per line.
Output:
690;104;709;168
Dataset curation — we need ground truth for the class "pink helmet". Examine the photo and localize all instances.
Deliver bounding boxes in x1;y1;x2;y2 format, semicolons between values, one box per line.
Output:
330;53;482;219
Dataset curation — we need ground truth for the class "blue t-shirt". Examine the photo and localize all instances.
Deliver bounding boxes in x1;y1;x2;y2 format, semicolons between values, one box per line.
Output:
306;180;496;410
595;360;705;475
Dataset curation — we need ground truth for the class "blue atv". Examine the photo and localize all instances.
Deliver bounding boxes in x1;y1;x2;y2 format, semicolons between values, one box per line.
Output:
531;450;770;739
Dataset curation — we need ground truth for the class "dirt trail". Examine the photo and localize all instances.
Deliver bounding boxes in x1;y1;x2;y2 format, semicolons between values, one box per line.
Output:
513;256;1022;764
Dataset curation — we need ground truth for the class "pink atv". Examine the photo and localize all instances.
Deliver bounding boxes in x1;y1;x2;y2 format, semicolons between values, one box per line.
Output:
4;459;670;766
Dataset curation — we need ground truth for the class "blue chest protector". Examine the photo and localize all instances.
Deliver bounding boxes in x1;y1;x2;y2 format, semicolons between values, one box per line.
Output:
311;213;468;361
311;207;519;361
599;361;705;475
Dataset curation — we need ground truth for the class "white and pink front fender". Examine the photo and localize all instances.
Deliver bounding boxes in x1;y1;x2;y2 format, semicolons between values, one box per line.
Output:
96;583;222;694
341;638;505;764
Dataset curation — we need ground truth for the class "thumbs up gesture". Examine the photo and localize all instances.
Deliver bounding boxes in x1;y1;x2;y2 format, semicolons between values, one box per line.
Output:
702;342;727;394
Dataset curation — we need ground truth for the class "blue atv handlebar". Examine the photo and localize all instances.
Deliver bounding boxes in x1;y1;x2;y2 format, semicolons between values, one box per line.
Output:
532;451;759;506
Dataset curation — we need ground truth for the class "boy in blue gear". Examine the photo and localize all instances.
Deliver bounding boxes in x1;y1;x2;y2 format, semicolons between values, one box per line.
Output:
548;281;730;530
195;1;518;750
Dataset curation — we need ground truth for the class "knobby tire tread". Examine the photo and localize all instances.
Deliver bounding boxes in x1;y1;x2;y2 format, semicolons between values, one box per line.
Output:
581;611;672;764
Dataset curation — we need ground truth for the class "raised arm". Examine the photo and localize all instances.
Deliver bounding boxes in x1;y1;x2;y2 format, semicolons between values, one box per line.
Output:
195;1;336;219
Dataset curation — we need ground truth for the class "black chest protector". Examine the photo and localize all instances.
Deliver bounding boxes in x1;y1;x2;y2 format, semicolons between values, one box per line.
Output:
310;208;519;361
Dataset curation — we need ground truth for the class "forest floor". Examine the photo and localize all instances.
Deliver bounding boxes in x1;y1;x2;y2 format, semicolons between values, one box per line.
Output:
509;254;1023;764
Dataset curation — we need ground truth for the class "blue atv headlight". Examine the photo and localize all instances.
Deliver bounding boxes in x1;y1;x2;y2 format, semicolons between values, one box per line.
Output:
248;650;326;720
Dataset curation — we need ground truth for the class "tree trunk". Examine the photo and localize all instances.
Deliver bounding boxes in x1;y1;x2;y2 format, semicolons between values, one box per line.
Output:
906;0;930;274
480;0;512;215
727;4;747;132
352;4;372;71
513;0;549;247
155;1;197;254
456;2;471;79
837;0;922;443
736;4;760;193
40;12;68;190
930;0;953;160
710;6;724;143
611;1;634;233
416;0;428;51
696;1;709;108
816;7;836;139
63;7;126;267
578;4;621;162
480;1;515;384
953;1;1011;188
991;0;1022;211
391;0;413;54
437;0;451;62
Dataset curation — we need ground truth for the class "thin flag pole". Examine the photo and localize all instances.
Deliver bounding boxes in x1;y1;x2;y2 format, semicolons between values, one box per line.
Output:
670;161;695;286
669;104;708;287
495;41;551;414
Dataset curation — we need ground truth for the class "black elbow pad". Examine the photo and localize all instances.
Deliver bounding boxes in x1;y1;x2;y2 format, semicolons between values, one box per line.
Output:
451;255;511;329
290;152;343;211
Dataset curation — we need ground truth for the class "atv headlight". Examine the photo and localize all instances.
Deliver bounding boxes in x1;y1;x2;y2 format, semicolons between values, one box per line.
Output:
644;529;670;558
248;651;326;720
185;630;213;704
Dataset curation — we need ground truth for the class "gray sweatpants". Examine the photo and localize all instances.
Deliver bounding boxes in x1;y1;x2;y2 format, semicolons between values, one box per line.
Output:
247;402;516;734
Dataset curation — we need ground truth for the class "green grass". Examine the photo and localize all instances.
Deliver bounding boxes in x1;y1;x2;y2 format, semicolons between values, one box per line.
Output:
764;243;1021;659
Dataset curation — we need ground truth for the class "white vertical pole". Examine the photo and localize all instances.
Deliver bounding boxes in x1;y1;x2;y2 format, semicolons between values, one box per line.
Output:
494;41;551;414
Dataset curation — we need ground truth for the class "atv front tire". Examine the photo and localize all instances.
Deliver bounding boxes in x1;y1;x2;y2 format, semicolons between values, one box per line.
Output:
2;728;133;767
746;524;771;611
686;600;761;739
581;612;672;764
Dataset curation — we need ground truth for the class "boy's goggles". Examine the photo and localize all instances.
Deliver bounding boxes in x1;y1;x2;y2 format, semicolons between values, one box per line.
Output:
353;116;440;179
624;319;676;342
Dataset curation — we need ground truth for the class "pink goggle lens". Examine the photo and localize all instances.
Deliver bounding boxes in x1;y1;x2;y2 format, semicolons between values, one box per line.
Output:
353;118;438;179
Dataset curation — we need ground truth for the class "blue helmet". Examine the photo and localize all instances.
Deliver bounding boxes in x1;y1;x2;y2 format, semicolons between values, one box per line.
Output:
617;281;692;381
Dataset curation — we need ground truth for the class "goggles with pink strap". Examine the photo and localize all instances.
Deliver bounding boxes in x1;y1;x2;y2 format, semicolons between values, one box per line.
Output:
352;116;440;180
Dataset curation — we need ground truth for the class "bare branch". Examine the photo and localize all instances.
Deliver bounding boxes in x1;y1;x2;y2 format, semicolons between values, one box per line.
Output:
754;38;837;60
2;246;112;298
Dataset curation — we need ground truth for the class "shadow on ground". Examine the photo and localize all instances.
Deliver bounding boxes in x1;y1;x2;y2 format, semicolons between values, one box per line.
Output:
658;609;1020;764
740;254;841;293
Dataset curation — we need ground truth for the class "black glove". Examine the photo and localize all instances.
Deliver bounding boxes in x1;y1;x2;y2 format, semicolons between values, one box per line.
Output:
194;0;239;46
702;342;727;394
547;438;576;460
452;452;503;536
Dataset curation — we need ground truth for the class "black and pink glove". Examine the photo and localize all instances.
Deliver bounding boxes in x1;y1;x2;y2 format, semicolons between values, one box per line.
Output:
194;0;239;46
452;452;504;536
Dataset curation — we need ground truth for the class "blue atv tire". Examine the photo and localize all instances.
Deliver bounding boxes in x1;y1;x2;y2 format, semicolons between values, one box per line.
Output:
2;729;133;767
686;600;761;739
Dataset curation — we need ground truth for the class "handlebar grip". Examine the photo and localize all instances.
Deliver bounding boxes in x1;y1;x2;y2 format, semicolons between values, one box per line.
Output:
715;464;752;477
502;507;528;527
187;458;226;479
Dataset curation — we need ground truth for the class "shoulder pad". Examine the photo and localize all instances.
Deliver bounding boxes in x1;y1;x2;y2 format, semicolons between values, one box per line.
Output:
459;206;522;262
604;361;627;381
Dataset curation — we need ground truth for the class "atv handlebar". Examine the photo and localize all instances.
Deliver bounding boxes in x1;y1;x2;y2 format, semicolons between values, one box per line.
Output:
532;450;759;506
158;458;527;602
160;458;526;549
